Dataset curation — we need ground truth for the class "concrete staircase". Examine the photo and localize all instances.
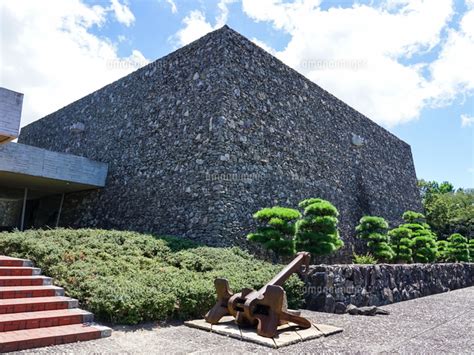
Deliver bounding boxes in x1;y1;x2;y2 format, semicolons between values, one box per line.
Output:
0;256;111;352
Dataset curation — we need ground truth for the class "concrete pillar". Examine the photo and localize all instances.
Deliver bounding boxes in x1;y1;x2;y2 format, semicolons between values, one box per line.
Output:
20;187;28;231
56;193;65;228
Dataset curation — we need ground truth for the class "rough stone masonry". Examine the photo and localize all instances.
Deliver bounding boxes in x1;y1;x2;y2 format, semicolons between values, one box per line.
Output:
19;26;421;261
304;263;474;312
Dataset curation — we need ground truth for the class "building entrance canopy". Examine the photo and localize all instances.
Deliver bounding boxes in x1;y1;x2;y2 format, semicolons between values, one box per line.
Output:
0;142;108;230
0;143;107;198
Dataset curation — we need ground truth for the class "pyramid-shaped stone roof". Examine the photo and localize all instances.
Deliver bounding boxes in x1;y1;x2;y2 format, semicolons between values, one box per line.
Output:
19;25;421;262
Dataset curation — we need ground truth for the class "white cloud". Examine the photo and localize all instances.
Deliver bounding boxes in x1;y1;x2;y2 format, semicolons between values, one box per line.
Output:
461;114;474;127
426;8;474;107
165;0;178;14
173;10;214;46
216;0;237;27
172;0;237;46
109;0;135;27
171;0;474;127
0;0;148;128
241;0;461;127
250;38;277;55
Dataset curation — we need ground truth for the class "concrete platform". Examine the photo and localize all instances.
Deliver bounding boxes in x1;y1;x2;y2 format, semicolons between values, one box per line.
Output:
184;316;342;348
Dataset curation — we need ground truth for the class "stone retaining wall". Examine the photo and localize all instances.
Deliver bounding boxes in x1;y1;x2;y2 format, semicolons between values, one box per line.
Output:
303;263;474;313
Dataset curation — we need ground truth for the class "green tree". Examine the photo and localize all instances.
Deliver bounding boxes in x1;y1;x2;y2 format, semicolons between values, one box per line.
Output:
401;211;438;263
356;216;395;262
447;233;470;262
418;179;454;203
294;198;344;256
410;232;438;263
424;190;473;239
247;207;301;256
388;227;413;263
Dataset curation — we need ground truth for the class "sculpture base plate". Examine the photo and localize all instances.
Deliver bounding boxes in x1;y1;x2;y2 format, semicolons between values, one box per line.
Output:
184;316;342;349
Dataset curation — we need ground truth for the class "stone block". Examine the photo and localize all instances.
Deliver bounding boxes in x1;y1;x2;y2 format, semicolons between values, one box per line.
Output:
314;323;344;336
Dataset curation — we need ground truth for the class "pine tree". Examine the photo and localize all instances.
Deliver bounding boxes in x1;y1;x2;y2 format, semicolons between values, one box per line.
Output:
295;198;344;256
247;207;301;256
402;211;427;225
447;233;470;262
356;216;395;262
401;211;438;263
436;240;450;262
469;239;474;262
388;227;413;263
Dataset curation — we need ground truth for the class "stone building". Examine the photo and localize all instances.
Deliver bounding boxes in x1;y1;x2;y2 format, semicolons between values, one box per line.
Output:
15;26;421;260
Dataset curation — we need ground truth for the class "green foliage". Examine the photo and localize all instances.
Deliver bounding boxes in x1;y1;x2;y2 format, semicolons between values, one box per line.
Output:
253;207;302;221
447;233;470;262
399;212;438;263
410;234;438;263
418;179;454;203
300;200;339;218
388;227;413;263
295;199;343;257
355;216;395;262
469;239;474;262
436;240;450;262
402;227;437;264
424;190;473;239
247;207;301;256
298;198;324;209
417;180;472;239
402;211;427;225
352;253;377;264
0;229;304;324
247;198;343;258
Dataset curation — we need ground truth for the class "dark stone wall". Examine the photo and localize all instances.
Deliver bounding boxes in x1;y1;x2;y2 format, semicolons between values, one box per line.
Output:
18;26;421;261
0;201;20;228
304;263;474;312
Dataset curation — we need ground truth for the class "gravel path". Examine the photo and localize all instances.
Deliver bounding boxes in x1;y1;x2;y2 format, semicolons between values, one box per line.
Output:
12;286;474;354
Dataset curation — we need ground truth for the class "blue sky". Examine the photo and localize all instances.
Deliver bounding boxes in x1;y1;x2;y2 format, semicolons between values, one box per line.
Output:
2;0;473;188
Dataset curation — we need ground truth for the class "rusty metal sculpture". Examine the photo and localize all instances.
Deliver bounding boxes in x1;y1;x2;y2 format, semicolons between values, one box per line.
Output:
205;251;312;338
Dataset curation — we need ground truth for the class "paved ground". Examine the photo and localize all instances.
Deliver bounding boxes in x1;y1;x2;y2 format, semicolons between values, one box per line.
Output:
13;286;474;354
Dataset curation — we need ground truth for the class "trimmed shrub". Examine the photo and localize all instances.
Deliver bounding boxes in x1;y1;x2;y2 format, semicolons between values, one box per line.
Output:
436;240;450;262
410;232;438;263
402;211;427;225
295;199;344;256
388;227;413;263
247;207;301;256
400;212;438;263
353;253;377;264
0;229;305;324
356;216;395;262
298;198;324;209
447;233;470;262
469;239;474;262
247;198;343;259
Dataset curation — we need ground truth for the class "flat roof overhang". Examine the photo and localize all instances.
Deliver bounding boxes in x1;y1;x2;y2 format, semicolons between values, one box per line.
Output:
0;143;108;200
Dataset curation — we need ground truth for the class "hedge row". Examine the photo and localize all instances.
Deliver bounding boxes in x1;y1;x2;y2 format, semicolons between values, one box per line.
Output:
0;229;304;324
